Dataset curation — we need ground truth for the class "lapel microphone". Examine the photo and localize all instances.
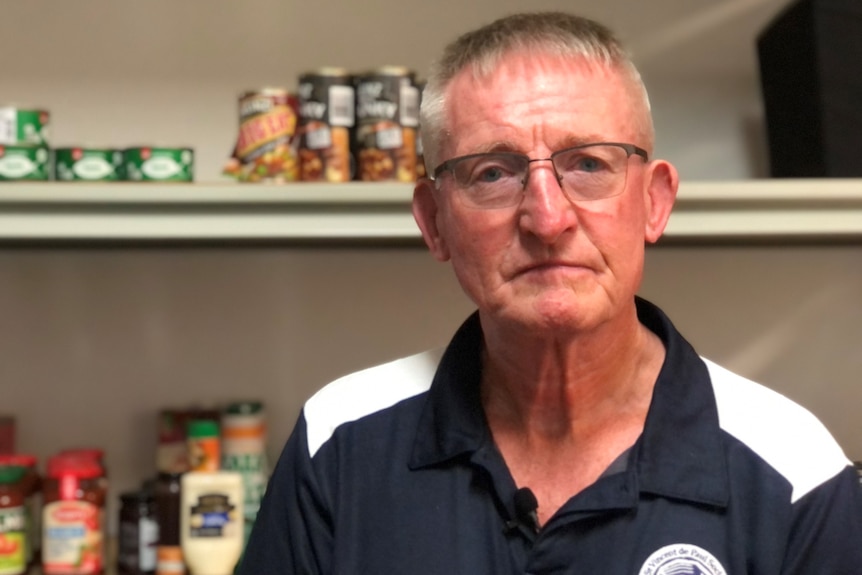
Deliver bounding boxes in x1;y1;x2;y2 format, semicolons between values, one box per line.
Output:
504;486;540;534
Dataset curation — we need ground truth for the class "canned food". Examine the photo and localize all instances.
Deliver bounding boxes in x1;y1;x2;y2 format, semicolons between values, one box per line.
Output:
224;88;300;183
124;147;194;182
298;69;355;182
0;145;50;181
54;148;123;181
0;107;50;147
414;79;427;179
354;67;420;182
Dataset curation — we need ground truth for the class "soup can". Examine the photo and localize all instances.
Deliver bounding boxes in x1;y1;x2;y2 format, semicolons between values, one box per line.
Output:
354;66;420;182
226;88;300;183
298;68;355;182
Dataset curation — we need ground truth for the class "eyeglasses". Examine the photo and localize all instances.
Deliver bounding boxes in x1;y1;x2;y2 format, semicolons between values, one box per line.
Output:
431;142;649;209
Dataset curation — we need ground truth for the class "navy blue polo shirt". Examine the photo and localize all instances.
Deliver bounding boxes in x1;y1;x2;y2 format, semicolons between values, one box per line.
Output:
239;298;862;574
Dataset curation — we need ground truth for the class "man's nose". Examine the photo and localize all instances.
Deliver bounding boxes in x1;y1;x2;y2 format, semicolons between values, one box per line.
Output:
519;162;578;244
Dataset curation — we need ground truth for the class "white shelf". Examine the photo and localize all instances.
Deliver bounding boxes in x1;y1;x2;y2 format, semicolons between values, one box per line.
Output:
0;179;859;244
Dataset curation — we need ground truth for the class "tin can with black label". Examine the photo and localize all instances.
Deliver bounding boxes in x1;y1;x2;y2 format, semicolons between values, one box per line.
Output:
124;147;194;182
298;68;355;182
0;145;50;181
414;79;427;179
54;147;123;181
354;66;419;182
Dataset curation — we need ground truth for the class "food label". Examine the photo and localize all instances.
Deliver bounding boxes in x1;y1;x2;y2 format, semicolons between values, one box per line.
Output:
0;109;14;145
355;72;418;182
224;90;300;183
119;516;158;572
0;146;50;181
188;494;239;539
0;108;50;146
42;500;102;574
0;506;26;575
125;148;194;182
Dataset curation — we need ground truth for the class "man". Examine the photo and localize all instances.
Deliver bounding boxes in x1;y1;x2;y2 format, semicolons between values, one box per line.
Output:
240;12;862;574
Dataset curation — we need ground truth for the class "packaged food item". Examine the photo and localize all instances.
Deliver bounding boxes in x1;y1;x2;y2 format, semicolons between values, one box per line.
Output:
187;420;220;473
41;454;106;575
221;402;268;545
0;465;27;575
118;489;158;575
354;66;420;182
153;473;183;575
0;107;50;147
154;546;184;575
223;88;300;183
414;79;427;179
0;454;40;568
124;147;194;182
180;471;243;575
54;148;123;181
0;145;50;181
298;69;355;182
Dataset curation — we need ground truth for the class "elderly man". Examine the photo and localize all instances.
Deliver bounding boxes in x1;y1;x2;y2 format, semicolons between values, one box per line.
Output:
239;12;862;574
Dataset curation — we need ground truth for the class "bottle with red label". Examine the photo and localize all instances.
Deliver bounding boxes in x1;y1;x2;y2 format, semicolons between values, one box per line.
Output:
41;455;106;575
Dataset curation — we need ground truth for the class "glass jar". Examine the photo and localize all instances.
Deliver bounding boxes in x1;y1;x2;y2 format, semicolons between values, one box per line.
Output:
41;454;106;575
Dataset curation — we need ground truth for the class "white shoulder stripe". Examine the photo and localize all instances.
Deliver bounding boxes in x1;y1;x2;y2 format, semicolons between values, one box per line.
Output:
705;358;850;503
304;348;443;458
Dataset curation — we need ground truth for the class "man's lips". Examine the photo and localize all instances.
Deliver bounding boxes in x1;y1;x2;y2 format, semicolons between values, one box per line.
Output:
514;260;591;277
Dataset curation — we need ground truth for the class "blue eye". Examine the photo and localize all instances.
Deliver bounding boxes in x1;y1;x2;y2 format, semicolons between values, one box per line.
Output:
477;166;505;183
577;157;602;172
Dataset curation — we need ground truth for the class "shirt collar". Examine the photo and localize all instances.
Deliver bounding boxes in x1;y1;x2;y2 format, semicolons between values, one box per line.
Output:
409;298;730;508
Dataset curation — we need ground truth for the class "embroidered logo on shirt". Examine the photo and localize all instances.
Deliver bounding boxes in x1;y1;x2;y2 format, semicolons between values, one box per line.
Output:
638;544;727;575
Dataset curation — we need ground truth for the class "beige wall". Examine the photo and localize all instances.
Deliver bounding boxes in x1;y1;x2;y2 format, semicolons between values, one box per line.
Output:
2;245;861;521
3;0;859;533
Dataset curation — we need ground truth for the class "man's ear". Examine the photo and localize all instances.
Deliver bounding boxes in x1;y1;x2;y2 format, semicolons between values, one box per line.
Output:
412;178;451;261
642;160;679;244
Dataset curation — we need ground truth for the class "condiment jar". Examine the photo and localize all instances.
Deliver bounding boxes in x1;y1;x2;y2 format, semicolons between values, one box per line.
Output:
221;401;268;545
154;473;184;575
187;421;220;472
0;465;27;575
0;454;40;568
41;454;106;575
180;471;243;575
118;489;158;575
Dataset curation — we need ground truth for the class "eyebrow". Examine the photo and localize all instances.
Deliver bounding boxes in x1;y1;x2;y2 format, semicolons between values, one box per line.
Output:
466;134;613;156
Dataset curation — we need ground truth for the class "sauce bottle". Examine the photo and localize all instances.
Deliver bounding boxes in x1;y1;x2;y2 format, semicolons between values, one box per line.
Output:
0;454;40;568
180;472;243;575
187;421;220;473
118;489;158;575
0;465;27;575
41;455;106;575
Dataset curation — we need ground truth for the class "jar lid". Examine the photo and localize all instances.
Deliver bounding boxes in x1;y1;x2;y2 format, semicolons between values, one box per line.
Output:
187;419;219;438
120;489;154;504
59;447;105;461
46;454;103;479
224;401;263;415
0;465;26;484
0;454;37;468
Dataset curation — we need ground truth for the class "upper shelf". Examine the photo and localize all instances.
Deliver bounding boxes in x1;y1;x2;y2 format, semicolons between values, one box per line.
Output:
0;179;860;244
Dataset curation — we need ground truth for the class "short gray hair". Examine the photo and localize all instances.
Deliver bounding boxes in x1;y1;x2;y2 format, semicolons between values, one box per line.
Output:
420;12;653;174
